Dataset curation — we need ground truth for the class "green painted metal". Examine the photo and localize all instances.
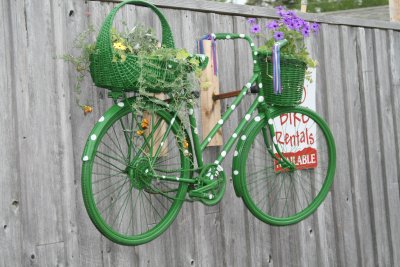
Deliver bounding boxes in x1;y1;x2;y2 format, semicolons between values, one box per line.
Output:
81;28;336;245
234;106;336;225
81;97;192;246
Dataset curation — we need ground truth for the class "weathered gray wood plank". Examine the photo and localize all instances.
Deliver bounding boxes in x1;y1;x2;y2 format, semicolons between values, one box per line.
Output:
0;0;22;265
90;0;400;30
373;28;400;265
340;25;375;267
356;27;392;266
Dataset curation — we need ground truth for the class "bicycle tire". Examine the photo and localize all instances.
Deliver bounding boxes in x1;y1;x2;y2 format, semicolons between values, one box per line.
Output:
236;106;335;225
81;99;191;245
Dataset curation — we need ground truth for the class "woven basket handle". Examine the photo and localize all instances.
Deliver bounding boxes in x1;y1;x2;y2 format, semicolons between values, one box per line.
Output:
97;0;175;50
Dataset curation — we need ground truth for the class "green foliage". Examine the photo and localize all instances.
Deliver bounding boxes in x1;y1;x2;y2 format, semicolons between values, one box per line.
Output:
63;24;204;142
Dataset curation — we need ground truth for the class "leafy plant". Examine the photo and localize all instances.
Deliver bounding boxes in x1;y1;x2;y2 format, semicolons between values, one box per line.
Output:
247;6;319;69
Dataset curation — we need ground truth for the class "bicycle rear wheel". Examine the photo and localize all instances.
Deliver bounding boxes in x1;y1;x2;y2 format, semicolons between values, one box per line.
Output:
81;100;191;245
238;107;335;225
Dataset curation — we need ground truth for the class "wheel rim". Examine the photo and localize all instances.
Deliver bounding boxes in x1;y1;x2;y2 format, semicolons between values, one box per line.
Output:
82;105;190;245
241;108;335;225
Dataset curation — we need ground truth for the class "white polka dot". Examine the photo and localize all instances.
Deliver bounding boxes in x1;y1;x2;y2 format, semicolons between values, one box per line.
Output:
239;34;245;38
268;119;274;125
189;109;194;115
245;114;251;121
90;134;97;141
82;156;89;161
176;177;180;181
218;119;224;125
254;116;261;122
259;83;263;88
208;137;212;142
258;96;264;102
232;133;238;138
233;170;239;175
171;118;175;125
241;135;247;141
98;116;105;122
214;160;219;165
231;104;236;110
253;60;257;64
221;151;226;157
162;175;166;179
226;35;231;39
117;102;124;107
194;128;199;135
217;165;223;172
234;151;239;157
254;51;258;56
251;43;254;47
246;83;252;89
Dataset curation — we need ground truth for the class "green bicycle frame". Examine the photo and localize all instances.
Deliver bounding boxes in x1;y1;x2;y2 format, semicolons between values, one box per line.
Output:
155;33;293;184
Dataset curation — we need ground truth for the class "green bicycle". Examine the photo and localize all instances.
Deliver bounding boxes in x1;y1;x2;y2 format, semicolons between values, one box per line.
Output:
81;33;336;246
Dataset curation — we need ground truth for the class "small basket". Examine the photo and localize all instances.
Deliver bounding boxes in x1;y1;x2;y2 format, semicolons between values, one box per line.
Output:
89;0;184;93
258;51;307;106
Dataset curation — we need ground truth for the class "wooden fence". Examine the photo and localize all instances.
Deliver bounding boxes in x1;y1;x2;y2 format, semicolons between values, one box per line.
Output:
1;0;400;266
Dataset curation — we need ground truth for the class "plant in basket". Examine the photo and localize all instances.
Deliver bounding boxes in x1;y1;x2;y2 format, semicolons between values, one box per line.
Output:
247;6;319;106
63;1;207;133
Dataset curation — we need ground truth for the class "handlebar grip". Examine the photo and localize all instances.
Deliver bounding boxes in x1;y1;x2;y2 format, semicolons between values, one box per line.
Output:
274;39;288;49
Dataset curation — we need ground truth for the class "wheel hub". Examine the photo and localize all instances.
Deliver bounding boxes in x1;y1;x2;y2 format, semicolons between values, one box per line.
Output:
127;157;153;190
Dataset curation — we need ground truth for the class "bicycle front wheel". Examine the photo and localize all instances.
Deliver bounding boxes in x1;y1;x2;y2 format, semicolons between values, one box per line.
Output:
238;107;336;225
81;100;191;245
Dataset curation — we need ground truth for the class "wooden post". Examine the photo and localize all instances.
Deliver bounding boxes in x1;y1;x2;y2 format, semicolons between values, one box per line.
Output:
200;40;223;146
301;0;308;13
389;0;400;22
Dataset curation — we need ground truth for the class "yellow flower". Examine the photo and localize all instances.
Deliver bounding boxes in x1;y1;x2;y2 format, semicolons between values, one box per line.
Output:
113;42;127;51
120;54;127;62
183;139;189;149
141;118;149;129
136;130;144;136
82;105;93;115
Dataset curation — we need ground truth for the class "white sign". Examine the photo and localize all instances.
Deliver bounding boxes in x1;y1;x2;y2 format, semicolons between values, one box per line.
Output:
274;68;318;172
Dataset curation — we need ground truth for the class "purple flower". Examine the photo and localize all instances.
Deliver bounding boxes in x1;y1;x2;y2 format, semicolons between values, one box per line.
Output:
311;22;320;33
251;24;261;33
301;27;310;37
274;31;285;41
247;18;257;24
283;16;293;26
286;10;296;17
277;9;288;17
267;20;279;30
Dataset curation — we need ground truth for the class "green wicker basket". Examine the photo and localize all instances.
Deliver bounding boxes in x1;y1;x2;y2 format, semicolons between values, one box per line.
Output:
89;0;184;93
258;51;307;106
